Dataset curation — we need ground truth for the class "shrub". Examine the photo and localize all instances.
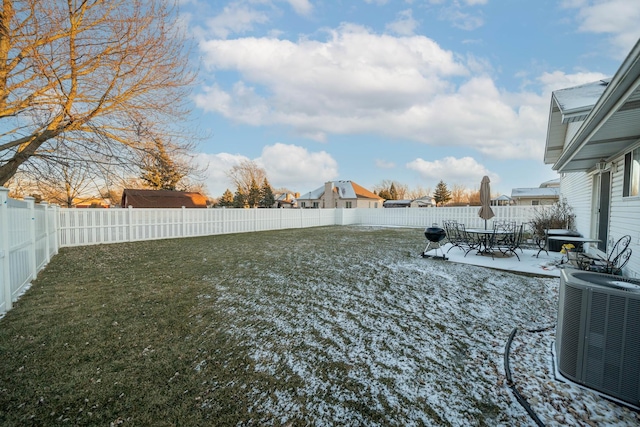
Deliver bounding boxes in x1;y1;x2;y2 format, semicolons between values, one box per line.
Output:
529;198;575;237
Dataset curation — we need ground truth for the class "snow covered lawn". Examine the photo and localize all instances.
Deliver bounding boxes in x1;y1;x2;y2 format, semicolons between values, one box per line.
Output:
1;225;637;426
197;226;638;426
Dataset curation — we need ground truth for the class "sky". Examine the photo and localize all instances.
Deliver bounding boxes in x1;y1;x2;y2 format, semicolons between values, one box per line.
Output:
178;0;640;199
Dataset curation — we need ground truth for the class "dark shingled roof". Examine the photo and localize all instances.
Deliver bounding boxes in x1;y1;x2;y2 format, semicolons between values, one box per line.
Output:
121;189;207;208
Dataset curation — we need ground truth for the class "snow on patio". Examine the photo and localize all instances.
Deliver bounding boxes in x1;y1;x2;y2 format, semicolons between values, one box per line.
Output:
198;227;639;426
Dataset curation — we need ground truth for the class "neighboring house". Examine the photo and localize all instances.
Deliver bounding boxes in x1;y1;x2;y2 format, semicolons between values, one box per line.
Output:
491;195;513;206
121;189;207;208
543;39;640;277
411;195;436;208
383;199;411;208
383;196;436;208
75;198;110;208
540;178;561;188
510;182;560;206
297;181;383;209
274;193;298;208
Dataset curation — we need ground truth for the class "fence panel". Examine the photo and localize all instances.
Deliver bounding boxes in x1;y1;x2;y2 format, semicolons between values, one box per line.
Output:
356;206;546;230
58;206;548;247
7;198;33;307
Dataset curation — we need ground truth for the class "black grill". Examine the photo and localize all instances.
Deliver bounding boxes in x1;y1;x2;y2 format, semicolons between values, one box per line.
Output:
424;227;447;243
422;226;448;260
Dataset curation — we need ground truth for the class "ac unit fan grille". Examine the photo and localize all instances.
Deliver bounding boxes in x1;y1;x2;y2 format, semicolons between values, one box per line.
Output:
557;270;640;407
559;284;584;378
621;299;640;399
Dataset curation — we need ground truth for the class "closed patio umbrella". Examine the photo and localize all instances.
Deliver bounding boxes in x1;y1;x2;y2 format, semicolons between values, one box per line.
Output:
478;176;495;229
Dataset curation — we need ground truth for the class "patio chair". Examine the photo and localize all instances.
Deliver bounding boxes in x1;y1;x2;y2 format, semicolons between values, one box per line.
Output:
576;235;632;275
493;220;516;231
443;220;464;253
493;221;515;246
492;223;523;261
460;224;484;257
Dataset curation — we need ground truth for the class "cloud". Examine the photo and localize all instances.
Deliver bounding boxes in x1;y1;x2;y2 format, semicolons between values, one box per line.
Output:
195;24;606;162
194;152;251;197
406;156;497;188
196;144;338;196
286;0;313;16
562;0;640;58
376;159;396;169
386;9;419;36
205;2;269;39
258;143;339;190
439;8;484;31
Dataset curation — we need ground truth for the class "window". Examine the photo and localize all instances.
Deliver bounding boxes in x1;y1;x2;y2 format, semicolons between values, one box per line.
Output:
623;148;640;197
312;202;319;208
345;201;352;208
300;202;306;208
531;200;539;206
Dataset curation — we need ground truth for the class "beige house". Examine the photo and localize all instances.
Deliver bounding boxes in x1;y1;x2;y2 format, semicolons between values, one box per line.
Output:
411;195;436;208
273;193;299;208
510;179;560;206
490;194;513;206
297;181;383;208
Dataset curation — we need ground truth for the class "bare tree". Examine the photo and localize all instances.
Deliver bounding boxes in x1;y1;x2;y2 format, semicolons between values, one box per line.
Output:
226;160;268;197
406;185;431;200
467;188;481;206
0;0;196;185
449;184;469;206
373;180;408;200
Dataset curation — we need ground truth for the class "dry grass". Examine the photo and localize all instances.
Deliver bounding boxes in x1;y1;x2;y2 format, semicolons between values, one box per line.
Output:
0;226;557;426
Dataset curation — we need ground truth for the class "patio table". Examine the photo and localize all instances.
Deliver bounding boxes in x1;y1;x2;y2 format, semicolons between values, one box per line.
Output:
465;228;510;257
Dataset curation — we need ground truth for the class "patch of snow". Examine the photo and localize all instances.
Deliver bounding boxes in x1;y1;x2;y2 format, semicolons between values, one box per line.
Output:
199;228;639;425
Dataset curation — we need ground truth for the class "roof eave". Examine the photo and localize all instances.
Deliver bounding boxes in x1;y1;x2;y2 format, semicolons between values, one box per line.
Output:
553;40;640;173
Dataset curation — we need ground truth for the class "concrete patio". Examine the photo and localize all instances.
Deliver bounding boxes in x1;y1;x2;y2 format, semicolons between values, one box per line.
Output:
427;242;566;277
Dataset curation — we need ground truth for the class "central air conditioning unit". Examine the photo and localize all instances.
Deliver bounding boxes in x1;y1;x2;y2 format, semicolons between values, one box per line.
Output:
556;269;640;408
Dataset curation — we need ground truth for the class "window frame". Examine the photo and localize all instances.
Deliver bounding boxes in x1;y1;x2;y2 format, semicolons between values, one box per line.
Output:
623;147;640;198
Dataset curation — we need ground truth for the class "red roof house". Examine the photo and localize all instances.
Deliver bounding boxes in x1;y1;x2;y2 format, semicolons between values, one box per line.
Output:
121;189;207;208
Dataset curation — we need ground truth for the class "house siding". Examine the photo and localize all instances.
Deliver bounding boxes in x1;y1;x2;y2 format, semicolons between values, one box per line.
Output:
609;155;640;278
561;156;640;278
512;197;557;206
560;172;592;236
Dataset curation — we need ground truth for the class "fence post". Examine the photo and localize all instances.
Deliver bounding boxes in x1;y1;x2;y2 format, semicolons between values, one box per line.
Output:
52;204;60;255
41;202;50;264
128;206;134;241
222;207;226;234
25;197;36;281
181;206;186;237
1;187;11;311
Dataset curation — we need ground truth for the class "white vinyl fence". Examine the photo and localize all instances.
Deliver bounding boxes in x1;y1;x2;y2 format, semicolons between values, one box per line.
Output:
0;188;59;314
1;185;545;316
